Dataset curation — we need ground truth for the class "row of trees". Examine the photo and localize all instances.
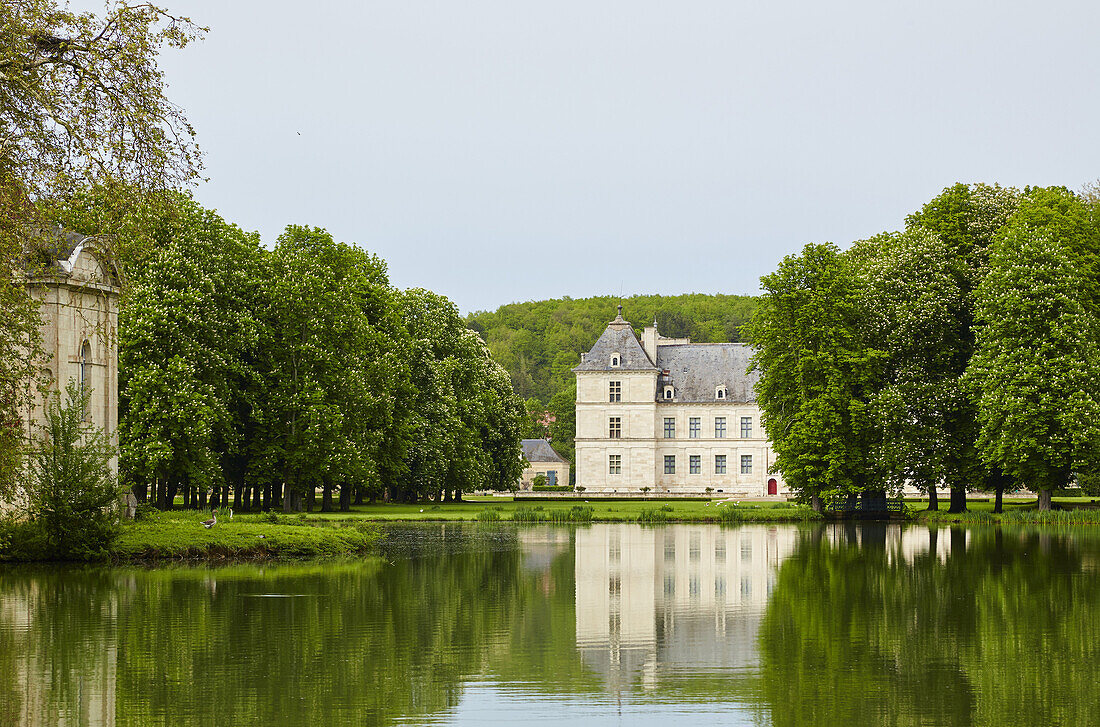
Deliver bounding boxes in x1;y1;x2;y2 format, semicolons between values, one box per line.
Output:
0;1;525;511
750;183;1100;511
46;192;526;511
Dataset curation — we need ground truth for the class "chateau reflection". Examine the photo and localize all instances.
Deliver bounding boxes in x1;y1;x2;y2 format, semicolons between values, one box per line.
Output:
570;523;970;692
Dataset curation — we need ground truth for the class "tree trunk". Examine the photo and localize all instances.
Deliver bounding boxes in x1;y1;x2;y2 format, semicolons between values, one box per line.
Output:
453;489;463;502
234;483;244;512
339;483;350;512
198;487;207;509
1038;489;1052;511
810;493;822;513
948;486;967;513
166;481;178;510
928;527;938;559
283;481;293;513
135;482;148;503
182;485;191;510
927;487;939;511
307;485;316;512
993;485;1004;514
354;486;364;506
321;480;333;512
253;485;262;512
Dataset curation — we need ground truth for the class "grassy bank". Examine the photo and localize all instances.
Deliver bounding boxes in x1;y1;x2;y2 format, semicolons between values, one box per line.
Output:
247;497;823;524
110;510;380;562
907;496;1100;525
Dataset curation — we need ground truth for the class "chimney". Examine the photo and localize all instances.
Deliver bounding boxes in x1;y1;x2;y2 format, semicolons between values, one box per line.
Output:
642;323;658;364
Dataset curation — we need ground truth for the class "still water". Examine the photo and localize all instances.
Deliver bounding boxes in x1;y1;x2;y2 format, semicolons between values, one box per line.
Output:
3;522;1099;726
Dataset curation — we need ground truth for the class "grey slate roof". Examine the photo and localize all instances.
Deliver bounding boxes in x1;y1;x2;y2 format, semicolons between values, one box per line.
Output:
521;439;569;463
573;309;658;372
656;343;758;403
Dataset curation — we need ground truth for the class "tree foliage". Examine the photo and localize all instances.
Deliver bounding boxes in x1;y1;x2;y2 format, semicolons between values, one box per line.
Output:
747;243;886;510
967;187;1100;509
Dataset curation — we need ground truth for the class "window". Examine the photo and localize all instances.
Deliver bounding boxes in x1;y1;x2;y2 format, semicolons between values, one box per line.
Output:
610;354;620;367
716;386;727;400
741;416;752;438
663;417;675;438
715;417;726;438
664;455;676;474
689;417;700;438
609;380;621;402
609;454;621;475
663;386;674;400
79;340;90;392
609;417;621;439
690;455;701;474
715;454;727;474
664;536;676;562
741;454;753;474
715;540;726;562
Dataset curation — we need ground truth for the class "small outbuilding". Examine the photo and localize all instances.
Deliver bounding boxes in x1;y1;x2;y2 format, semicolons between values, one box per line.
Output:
519;439;570;490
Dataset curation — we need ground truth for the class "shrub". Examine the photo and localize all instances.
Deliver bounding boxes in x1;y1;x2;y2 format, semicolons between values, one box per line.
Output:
532;485;572;492
532;473;548;488
23;382;121;560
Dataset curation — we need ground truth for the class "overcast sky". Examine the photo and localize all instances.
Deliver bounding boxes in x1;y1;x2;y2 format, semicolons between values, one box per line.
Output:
112;0;1100;312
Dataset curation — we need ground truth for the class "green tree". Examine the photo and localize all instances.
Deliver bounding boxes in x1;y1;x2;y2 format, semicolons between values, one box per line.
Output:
967;188;1100;510
113;196;265;510
901;183;1021;511
747;243;886;511
853;229;983;510
25;381;119;559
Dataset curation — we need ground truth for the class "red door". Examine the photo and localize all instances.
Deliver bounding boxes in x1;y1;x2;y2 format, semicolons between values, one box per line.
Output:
767;478;778;496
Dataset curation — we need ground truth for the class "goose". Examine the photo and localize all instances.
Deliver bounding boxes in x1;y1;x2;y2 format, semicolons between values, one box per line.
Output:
201;512;217;529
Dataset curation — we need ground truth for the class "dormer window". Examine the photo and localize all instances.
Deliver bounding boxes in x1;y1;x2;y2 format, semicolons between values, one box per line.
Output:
663;386;674;400
716;386;727;400
610;353;621;368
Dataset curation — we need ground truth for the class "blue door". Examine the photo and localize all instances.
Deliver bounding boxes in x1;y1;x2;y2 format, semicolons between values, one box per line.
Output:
547;471;557;486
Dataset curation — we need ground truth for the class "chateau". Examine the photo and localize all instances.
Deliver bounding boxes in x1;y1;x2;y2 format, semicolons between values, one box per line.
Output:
574;307;786;496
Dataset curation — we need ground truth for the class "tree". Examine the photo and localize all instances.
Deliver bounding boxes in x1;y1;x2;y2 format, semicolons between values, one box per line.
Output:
747;243;886;512
25;381;120;559
1;0;203;496
0;1;203;199
853;229;981;511
111;196;265;510
967;188;1100;510
901;183;1021;511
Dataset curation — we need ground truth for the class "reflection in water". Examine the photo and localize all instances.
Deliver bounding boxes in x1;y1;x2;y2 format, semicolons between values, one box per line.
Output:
1;523;1099;726
574;524;795;693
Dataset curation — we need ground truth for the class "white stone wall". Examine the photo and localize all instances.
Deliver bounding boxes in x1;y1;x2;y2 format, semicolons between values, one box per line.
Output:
520;460;571;489
575;370;788;496
21;247;120;475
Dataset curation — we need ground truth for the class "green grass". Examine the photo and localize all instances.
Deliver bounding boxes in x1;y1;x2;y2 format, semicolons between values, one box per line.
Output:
908;496;1100;524
111;510;380;561
262;497;821;524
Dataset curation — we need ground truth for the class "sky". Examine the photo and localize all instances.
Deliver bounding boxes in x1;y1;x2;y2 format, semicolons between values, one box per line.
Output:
94;1;1100;312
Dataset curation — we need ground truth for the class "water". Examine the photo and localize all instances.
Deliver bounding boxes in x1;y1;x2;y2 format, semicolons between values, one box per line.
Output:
2;522;1099;726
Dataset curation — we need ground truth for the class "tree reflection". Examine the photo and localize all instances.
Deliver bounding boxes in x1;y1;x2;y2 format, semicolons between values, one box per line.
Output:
758;525;1100;726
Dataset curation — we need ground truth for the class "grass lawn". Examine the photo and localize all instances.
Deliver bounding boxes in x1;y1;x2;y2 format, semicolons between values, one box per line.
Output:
112;510;380;561
227;497;822;524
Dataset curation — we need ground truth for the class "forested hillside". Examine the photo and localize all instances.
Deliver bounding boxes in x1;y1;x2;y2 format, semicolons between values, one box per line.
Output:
467;293;757;469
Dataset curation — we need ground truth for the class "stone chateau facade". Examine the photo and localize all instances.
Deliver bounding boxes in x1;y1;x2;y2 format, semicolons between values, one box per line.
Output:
574;307;786;496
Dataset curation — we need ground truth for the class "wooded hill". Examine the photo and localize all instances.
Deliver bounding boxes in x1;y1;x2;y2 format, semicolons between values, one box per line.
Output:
467;294;757;405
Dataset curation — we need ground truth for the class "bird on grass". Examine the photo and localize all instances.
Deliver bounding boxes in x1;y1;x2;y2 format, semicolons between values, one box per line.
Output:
201;512;217;529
